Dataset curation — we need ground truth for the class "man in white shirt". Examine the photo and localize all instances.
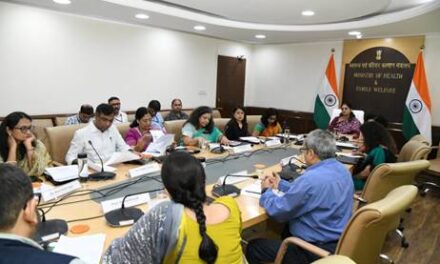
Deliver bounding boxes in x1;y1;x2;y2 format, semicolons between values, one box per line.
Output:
108;96;128;124
65;103;130;165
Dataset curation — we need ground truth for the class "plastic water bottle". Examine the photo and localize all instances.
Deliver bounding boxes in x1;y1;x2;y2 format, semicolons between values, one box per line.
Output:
283;121;290;144
77;153;88;181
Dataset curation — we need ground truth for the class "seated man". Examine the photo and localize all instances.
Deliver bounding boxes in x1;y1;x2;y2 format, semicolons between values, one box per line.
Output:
0;164;85;264
164;98;189;121
246;129;354;264
108;96;128;124
65;103;131;165
64;104;94;125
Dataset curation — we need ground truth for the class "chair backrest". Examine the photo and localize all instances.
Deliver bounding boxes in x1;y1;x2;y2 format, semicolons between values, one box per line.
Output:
32;118;54;148
312;255;356;264
336;185;417;264
116;123;130;139
360;160;430;204
330;109;364;124
163;119;186;142
45;124;86;164
212;109;222;118
409;134;431;147
54;116;69;126
214;118;230;133
127;113;135;122
397;140;431;162
246;115;262;134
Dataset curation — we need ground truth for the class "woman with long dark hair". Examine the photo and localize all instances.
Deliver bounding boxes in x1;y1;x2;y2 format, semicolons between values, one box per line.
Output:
328;102;361;135
124;107;157;152
0;112;51;177
181;106;229;146
103;152;243;263
224;106;249;140
252;108;282;137
352;121;397;190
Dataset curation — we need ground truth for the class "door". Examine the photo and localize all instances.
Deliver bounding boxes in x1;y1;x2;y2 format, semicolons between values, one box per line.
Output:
216;55;246;117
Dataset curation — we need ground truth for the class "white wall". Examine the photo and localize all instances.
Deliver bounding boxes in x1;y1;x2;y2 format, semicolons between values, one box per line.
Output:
248;36;440;125
0;2;252;115
247;41;343;112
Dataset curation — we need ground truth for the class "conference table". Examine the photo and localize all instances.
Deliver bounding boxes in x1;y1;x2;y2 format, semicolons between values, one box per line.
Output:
40;139;357;254
40;143;301;249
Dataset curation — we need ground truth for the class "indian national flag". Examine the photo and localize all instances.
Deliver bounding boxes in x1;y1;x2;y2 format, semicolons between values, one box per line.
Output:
403;51;432;144
314;54;339;129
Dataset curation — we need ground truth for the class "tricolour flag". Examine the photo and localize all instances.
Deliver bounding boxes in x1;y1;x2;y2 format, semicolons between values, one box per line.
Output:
402;51;432;144
314;54;339;129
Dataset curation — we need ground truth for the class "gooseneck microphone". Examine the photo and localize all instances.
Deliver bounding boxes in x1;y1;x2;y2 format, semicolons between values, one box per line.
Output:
88;140;116;180
33;208;68;245
104;188;164;227
212;174;258;197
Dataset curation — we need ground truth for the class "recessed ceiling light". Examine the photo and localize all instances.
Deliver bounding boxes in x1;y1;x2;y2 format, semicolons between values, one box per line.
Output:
348;31;361;36
255;34;266;39
53;0;71;4
301;10;315;16
135;13;149;20
356;34;363;39
193;25;206;31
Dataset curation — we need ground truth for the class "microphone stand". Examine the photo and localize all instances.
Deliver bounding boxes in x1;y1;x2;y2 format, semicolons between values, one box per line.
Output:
32;208;68;246
88;140;116;180
104;188;164;227
212;174;258;197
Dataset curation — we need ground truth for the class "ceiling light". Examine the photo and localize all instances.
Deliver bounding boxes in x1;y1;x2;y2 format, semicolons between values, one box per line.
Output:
255;34;266;39
53;0;71;4
193;25;206;31
356;34;363;39
135;13;149;20
348;31;361;36
301;10;315;16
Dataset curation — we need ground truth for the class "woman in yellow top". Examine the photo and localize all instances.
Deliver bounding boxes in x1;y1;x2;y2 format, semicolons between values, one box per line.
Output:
252;108;282;137
103;151;243;264
0;112;51;178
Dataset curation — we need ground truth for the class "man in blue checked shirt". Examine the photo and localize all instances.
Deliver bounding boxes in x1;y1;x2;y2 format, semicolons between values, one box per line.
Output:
246;129;354;264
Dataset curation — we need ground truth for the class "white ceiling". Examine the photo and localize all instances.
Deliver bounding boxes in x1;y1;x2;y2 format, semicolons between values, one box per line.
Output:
3;0;440;44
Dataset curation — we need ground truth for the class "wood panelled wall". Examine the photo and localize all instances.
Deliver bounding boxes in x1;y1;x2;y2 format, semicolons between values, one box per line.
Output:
243;106;440;158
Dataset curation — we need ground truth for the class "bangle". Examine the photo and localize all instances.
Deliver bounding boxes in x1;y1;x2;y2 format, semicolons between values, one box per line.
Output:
6;160;17;165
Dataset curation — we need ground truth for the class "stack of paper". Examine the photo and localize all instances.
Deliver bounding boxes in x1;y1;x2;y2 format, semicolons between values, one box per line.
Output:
144;134;175;156
53;234;106;264
44;165;79;182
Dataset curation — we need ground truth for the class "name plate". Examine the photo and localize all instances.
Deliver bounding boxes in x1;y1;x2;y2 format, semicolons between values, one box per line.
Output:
101;193;151;213
232;144;253;154
128;163;161;178
42;180;82;202
265;139;282;147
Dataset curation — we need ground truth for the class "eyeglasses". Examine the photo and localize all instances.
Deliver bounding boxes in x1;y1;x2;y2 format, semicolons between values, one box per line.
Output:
14;125;34;133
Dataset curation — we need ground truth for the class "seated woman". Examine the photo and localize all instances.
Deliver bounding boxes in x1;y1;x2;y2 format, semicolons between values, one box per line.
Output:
352;121;397;190
181;106;229;146
328;102;361;136
224;106;249;140
124;107;158;152
103;152;243;264
0;112;51;178
252;108;282;137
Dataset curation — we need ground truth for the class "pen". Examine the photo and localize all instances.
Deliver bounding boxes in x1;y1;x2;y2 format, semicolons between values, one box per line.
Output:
245;190;261;195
